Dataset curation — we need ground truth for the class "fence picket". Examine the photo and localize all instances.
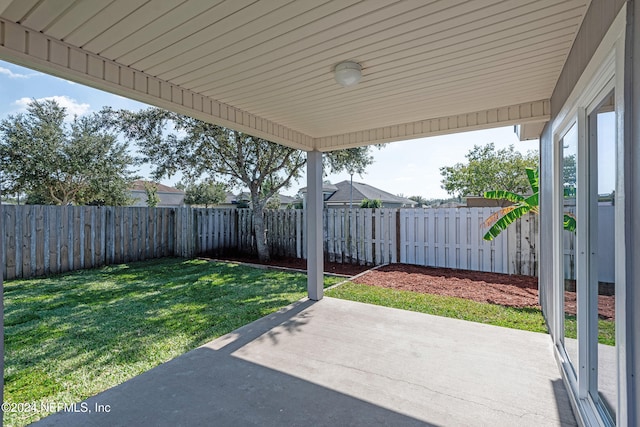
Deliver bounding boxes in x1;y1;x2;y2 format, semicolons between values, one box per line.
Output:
2;205;546;280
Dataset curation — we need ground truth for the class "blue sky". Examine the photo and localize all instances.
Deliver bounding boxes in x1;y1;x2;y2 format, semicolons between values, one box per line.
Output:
0;60;539;199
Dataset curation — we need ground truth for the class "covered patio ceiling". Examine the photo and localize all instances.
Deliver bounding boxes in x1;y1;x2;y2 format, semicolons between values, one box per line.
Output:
0;0;589;151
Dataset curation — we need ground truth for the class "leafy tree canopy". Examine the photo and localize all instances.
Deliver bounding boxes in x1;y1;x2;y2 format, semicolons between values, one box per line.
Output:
408;195;428;206
440;143;539;198
144;182;160;207
183;179;227;208
324;145;379;177
360;198;382;208
101;107;379;261
0;99;136;205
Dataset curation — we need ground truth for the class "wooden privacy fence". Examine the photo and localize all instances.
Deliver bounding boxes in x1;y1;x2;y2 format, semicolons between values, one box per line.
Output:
2;205;538;280
324;208;399;265
1;205;203;280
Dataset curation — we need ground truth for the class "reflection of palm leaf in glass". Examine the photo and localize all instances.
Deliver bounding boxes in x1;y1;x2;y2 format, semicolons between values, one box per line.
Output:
564;213;576;232
482;168;574;241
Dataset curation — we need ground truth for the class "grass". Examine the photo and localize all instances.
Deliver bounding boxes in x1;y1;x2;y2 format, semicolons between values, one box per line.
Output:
326;282;616;345
3;258;343;427
564;314;615;346
326;282;549;333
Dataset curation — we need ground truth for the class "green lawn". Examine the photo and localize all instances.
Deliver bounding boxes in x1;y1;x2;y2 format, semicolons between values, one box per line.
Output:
326;282;616;345
4;258;343;427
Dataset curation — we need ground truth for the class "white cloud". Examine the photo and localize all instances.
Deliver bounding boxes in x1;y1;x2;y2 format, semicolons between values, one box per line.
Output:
13;96;91;117
0;66;39;79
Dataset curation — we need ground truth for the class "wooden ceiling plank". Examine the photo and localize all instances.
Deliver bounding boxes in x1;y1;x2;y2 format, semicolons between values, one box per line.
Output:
302;84;555;137
265;67;562;128
99;0;222;59
0;0;40;22
188;1;581;99
149;0;344;78
220;27;576;108
207;24;576;110
20;0;75;31
173;0;469;89
115;0;254;65
237;44;571;114
64;0;153;46
266;69;560;125
162;0;443;83
128;0;295;70
82;0;186;54
46;0;115;40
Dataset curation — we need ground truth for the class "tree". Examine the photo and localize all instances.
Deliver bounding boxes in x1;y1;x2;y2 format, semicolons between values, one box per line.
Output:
183;180;227;207
0;99;136;205
360;198;382;208
144;182;160;207
440;143;538;199
482;167;576;241
409;195;428;206
103;107;378;261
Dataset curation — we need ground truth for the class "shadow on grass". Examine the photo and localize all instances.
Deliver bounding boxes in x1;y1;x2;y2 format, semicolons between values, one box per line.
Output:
4;258;331;425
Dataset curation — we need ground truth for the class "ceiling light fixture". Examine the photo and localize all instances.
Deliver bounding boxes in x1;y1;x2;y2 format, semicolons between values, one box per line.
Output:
334;61;362;87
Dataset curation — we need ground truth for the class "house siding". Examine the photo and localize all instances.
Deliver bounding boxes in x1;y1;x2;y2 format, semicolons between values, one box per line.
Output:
550;0;626;117
130;190;185;207
541;0;626;327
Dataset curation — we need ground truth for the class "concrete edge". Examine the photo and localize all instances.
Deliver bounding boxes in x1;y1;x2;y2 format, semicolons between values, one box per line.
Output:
324;263;389;291
199;256;356;278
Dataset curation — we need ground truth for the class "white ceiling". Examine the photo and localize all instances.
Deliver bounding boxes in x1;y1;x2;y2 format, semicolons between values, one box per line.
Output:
0;0;589;150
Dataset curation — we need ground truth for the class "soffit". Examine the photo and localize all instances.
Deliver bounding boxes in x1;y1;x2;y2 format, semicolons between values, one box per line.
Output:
0;0;589;150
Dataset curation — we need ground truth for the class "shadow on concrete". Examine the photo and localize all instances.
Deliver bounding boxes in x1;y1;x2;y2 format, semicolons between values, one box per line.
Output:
550;379;580;426
34;299;439;427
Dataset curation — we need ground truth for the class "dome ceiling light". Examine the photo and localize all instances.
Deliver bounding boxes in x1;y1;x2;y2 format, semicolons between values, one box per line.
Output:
334;61;362;87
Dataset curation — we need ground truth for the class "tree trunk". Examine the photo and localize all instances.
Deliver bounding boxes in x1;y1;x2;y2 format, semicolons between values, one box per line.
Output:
252;201;270;262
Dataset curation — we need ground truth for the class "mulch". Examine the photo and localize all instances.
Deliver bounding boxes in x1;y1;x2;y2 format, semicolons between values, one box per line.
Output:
214;255;615;320
213;254;371;276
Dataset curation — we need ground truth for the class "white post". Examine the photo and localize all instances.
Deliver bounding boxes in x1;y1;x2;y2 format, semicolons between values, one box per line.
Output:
307;150;324;300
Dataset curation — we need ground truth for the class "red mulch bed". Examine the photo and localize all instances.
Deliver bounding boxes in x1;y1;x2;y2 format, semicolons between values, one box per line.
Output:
213;256;616;320
352;264;615;320
213;254;370;276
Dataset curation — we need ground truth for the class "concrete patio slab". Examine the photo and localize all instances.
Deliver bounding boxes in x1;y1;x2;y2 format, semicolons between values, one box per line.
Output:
36;297;576;427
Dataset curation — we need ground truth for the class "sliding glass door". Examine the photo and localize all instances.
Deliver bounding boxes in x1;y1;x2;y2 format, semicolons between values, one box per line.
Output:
587;93;617;422
557;87;618;425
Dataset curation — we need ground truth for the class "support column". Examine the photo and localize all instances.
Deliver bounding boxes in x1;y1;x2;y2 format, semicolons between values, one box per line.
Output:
622;3;639;425
306;150;324;300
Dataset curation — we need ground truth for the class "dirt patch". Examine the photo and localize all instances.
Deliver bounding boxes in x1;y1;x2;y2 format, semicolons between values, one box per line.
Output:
213;256;615;320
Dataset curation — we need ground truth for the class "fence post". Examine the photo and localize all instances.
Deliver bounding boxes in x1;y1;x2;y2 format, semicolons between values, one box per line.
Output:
396;210;401;263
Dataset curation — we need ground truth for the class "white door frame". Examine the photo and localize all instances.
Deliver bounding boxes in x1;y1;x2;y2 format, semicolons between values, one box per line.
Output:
550;5;626;426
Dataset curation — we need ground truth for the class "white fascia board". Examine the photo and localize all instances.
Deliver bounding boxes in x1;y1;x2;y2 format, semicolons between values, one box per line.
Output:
315;100;551;151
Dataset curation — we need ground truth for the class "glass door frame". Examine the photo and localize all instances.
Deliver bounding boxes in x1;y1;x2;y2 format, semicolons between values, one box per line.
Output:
550;8;626;424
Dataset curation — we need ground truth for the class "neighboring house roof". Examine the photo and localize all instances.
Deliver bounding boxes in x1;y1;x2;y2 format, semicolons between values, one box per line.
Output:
437;201;467;208
221;192;237;205
130;180;184;194
275;194;296;204
298;182;338;194
129;180;185;207
325;181;416;206
219;192;295;208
